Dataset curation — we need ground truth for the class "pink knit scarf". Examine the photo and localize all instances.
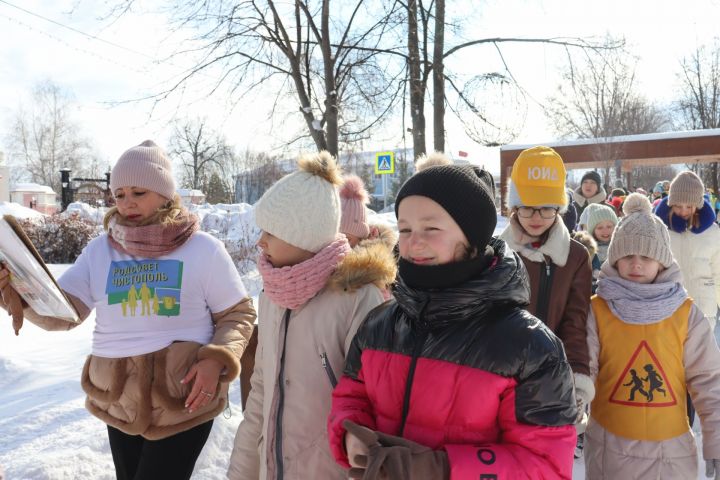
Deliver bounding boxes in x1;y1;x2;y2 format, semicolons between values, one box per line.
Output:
107;211;199;258
258;235;351;309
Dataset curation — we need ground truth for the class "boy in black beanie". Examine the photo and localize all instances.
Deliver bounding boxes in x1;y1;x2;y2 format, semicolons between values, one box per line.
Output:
328;164;577;480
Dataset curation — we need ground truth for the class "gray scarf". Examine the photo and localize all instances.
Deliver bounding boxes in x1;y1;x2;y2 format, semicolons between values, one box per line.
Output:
596;261;687;324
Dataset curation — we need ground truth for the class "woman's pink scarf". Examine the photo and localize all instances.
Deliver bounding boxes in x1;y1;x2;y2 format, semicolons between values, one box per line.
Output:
107;212;199;258
258;235;351;309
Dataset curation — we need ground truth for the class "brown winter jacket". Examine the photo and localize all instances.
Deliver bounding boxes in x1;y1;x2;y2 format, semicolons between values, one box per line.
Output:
500;216;592;376
12;291;255;440
227;241;396;480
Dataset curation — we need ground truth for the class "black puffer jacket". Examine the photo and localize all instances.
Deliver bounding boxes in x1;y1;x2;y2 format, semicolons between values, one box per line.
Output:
329;238;578;478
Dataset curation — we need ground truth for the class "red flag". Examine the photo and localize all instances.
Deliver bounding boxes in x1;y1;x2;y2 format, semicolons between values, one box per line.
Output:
458;150;468;158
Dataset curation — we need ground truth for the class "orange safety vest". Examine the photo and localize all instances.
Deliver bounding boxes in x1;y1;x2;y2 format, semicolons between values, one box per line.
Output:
590;296;691;441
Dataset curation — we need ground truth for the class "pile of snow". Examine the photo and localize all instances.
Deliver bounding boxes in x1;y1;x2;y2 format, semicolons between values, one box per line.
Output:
61;202;109;224
0;201;46;220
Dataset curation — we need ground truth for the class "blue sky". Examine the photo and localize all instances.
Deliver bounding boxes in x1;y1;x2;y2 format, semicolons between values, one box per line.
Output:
1;0;719;176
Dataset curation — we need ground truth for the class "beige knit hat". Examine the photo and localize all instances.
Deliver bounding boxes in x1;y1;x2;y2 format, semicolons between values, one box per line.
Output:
255;151;342;253
110;140;176;199
607;193;673;268
110;140;175;199
339;175;370;240
668;171;704;208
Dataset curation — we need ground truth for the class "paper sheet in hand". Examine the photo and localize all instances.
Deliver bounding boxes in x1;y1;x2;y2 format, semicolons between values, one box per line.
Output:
0;215;79;322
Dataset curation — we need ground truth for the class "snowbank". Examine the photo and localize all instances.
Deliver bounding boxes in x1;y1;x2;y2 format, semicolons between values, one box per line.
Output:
61;202;109;224
0;201;45;220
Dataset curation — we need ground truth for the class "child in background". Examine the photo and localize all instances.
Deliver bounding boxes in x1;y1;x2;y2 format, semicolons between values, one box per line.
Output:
654;171;720;330
499;146;594;453
583;203;619;292
228;152;395;480
339;175;397;252
586;193;720;478
329;164;577;479
573;170;608;219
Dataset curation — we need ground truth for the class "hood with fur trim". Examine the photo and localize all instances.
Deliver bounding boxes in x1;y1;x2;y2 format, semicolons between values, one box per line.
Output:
326;238;397;293
572;230;597;265
363;222;398;252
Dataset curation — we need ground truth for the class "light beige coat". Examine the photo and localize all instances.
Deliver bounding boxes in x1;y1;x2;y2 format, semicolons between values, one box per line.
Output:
668;224;720;328
585;273;720;479
227;242;395;480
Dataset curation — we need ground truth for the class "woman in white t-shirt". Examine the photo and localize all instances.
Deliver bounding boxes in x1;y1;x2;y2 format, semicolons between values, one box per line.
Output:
0;140;256;480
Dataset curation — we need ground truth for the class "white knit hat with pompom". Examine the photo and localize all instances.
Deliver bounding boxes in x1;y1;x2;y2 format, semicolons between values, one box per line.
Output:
255;151;342;253
607;193;673;267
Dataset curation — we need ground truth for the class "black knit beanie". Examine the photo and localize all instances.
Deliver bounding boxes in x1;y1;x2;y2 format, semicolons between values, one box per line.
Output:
581;171;602;190
395;164;497;251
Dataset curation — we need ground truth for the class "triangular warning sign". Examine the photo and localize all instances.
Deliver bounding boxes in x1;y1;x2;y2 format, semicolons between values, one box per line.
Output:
608;340;677;407
379;158;390;170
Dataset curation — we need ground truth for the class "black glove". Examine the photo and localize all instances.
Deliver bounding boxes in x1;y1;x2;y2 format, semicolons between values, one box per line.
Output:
343;420;449;480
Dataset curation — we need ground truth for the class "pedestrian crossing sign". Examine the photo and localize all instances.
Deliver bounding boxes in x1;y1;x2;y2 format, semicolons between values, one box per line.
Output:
375;152;395;175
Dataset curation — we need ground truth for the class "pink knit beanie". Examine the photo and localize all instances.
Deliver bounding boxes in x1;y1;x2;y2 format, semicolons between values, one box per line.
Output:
339;175;370;240
110;140;176;199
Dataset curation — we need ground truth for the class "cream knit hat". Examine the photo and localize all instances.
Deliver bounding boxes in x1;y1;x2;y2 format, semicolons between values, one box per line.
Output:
668;171;704;208
607;193;673;268
584;203;618;237
110;140;176;199
255;151;342;253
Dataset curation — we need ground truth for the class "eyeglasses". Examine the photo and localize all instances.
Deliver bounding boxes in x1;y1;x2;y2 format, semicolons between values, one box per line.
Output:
516;207;559;219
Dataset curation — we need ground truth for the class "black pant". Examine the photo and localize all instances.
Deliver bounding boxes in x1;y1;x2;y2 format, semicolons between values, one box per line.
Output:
108;420;213;480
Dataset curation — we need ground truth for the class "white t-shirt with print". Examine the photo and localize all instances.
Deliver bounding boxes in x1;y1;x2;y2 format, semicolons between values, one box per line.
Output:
59;231;247;358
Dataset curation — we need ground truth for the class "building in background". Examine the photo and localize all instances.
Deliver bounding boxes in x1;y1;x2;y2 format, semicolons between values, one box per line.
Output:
10;183;57;214
177;188;206;205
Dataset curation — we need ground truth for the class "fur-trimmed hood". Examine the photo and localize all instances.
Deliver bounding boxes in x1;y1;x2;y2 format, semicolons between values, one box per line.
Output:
573;230;598;262
364;221;398;252
327;238;397;293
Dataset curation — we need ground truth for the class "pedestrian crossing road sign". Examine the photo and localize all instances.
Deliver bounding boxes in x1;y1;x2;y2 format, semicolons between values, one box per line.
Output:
375;152;395;174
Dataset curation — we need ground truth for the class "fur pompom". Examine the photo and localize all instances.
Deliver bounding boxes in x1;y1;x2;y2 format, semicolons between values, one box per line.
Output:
339;175;369;204
415;151;452;172
622;192;652;216
297;150;343;186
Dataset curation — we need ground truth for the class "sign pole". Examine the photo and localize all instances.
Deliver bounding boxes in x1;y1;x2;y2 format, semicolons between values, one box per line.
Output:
374;151;395;211
383;174;387;209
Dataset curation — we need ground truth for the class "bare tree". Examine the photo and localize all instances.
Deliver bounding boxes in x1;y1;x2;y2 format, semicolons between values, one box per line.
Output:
547;42;668;182
233;149;288;204
110;0;406;157
402;3;621;158
6;80;93;193
631;165;678;192
676;41;720;191
168;117;232;190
